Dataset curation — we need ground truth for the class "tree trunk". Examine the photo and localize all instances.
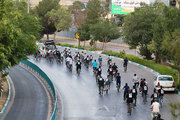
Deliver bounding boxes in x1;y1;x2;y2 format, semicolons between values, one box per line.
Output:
78;39;80;47
102;41;105;50
84;41;85;47
93;40;96;50
178;71;180;83
54;31;57;43
47;34;49;40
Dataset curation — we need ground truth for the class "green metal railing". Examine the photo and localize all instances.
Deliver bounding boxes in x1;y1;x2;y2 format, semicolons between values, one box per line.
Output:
21;60;57;120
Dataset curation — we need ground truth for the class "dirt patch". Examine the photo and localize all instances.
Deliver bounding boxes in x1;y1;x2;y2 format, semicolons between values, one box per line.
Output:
0;77;9;111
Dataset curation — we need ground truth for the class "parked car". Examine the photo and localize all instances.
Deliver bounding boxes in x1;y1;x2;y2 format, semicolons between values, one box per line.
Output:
154;75;175;91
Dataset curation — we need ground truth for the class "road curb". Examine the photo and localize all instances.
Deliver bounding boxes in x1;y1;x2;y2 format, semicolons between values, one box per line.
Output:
58;45;161;76
0;75;14;118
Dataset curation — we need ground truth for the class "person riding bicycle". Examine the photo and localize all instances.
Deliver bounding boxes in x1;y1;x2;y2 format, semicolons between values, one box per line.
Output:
123;83;130;101
92;60;98;72
139;78;145;94
97;66;102;76
116;73;121;88
107;55;112;66
98;56;102;66
133;74;139;89
150;99;160;119
76;60;81;73
126;89;133;114
107;66;113;81
158;86;164;104
49;50;54;62
123;57;128;72
105;75;111;89
66;55;73;68
142;83;148;103
132;85;137;106
112;63;118;76
151;89;159;105
98;75;104;95
85;55;90;67
90;55;93;63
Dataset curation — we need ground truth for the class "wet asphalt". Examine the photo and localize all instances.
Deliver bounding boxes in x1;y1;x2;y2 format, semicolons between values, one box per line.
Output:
29;46;180;120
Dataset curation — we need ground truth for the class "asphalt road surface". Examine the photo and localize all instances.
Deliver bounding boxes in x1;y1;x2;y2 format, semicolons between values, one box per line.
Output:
30;46;180;120
5;66;48;120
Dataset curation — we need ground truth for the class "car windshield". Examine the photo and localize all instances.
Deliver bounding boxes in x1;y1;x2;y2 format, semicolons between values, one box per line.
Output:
158;77;173;81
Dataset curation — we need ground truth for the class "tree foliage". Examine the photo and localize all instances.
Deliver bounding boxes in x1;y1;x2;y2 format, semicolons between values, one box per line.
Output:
0;0;42;72
90;20;121;50
69;1;86;29
34;0;60;38
46;7;72;32
86;0;103;24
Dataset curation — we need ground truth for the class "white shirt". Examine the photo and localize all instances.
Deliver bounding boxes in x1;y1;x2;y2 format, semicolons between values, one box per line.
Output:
151;102;160;113
133;76;138;83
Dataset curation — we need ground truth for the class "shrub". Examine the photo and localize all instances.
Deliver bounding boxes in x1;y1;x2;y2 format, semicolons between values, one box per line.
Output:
56;43;75;48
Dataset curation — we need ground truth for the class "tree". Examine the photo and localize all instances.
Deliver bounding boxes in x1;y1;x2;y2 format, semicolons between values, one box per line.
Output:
90;20;121;50
0;0;41;73
69;1;86;29
77;23;91;47
163;29;180;83
86;0;103;24
46;7;72;42
34;0;60;39
123;3;158;59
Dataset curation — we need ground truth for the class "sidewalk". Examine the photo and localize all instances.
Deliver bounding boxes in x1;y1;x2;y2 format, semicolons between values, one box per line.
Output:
42;35;139;56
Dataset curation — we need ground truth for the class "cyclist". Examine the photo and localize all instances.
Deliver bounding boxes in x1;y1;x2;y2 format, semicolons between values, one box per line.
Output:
116;73;121;90
142;83;148;103
97;66;102;76
66;55;73;69
139;78;145;94
98;56;102;66
126;89;133;114
151;89;159;105
76;60;81;73
158;86;164;105
92;60;98;73
132;74;139;89
107;65;113;81
112;63;118;77
132;85;137;106
49;50;54;62
150;99;160;119
98;75;104;95
105;74;111;89
85;55;90;68
123;57;128;72
90;55;93;63
107;55;112;66
123;83;130;101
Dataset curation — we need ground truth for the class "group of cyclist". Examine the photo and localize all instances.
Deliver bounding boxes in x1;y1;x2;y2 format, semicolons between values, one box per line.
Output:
37;47;164;120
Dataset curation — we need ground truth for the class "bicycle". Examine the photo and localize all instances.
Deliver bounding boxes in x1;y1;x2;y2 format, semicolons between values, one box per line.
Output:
143;93;147;104
124;65;127;72
99;85;104;96
116;84;121;92
159;96;163;107
127;103;132;115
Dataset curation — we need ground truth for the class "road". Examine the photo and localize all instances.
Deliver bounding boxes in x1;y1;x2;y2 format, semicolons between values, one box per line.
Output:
5;66;48;120
29;47;180;120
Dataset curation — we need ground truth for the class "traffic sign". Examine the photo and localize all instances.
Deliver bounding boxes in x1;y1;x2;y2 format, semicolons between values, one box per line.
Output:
76;33;79;39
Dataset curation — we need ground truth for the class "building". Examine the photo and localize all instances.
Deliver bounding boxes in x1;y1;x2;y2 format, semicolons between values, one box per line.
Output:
30;0;106;7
